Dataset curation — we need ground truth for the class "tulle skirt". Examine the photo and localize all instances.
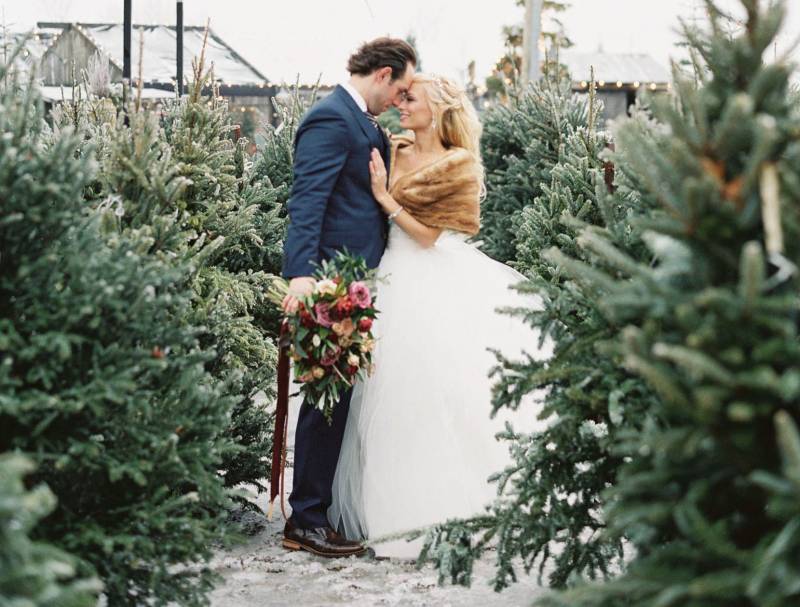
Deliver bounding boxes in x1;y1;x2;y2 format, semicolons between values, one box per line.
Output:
328;225;552;558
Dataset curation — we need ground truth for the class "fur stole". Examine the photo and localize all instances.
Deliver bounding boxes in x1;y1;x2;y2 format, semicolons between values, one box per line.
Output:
389;134;481;236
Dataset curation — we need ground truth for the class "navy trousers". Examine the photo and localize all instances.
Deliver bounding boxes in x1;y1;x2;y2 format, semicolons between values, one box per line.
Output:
288;387;353;529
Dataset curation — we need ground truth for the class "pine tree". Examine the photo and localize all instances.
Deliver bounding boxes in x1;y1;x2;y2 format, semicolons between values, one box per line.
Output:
537;1;800;605
52;51;283;504
478;76;591;263
159;68;277;497
0;454;101;606
0;62;236;605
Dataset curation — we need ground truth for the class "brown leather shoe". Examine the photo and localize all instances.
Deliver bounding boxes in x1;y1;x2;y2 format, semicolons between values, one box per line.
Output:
282;521;367;558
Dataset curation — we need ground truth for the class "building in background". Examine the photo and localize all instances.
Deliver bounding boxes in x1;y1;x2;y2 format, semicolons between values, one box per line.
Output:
561;51;671;122
473;50;670;123
0;27;58;81
3;22;278;136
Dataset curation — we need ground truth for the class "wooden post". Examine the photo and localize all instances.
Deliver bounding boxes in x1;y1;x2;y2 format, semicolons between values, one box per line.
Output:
521;0;543;85
123;0;132;81
176;1;184;96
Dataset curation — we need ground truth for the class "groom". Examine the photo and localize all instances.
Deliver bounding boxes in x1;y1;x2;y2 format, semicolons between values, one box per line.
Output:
280;38;416;557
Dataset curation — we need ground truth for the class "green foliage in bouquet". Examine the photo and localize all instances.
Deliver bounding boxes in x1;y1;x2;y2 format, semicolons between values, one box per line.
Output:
0;65;237;605
538;1;800;605
417;76;661;589
477;76;592;263
268;251;379;423
0;454;101;607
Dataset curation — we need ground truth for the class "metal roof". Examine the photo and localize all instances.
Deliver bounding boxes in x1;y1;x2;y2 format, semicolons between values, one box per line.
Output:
37;22;268;86
38;84;173;102
0;28;60;79
558;51;671;84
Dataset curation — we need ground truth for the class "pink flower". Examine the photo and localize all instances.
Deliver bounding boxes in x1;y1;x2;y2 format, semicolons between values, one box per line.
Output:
348;281;372;309
314;302;333;328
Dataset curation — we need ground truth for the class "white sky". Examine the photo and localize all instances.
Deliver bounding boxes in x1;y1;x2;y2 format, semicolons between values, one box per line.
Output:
3;0;799;85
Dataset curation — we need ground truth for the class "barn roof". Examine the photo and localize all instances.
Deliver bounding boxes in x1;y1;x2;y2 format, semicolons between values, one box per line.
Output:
0;27;60;79
559;51;671;84
37;22;268;86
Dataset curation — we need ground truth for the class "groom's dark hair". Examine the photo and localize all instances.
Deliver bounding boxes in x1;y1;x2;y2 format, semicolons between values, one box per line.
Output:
347;37;417;81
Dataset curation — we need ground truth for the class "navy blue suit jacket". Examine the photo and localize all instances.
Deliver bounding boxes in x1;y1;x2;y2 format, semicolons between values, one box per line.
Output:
282;85;390;279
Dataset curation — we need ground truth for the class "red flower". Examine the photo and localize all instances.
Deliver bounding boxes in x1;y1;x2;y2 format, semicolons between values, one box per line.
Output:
336;295;354;316
357;317;373;332
299;310;316;328
348;365;359;375
320;346;342;367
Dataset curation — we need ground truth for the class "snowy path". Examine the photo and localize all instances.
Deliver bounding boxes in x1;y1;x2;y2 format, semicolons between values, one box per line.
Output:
208;489;548;607
208;400;548;606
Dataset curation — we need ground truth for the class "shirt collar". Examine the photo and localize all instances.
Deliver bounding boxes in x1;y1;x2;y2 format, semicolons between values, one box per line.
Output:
341;81;368;113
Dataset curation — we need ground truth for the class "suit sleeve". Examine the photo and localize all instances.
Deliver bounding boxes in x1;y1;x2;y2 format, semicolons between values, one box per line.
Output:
282;110;350;278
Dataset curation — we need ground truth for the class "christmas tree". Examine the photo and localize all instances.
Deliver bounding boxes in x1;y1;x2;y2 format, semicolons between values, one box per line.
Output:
0;454;101;606
478;76;592;263
1;60;236;604
539;1;800;604
52;45;283;504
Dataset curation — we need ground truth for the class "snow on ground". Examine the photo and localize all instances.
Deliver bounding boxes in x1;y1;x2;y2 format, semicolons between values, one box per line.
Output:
209;398;548;606
209;469;548;606
208;506;548;607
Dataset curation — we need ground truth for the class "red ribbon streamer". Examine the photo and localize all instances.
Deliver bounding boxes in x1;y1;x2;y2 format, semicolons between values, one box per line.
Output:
269;321;291;517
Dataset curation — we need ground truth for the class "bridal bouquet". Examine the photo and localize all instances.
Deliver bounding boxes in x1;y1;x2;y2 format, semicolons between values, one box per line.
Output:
268;251;379;423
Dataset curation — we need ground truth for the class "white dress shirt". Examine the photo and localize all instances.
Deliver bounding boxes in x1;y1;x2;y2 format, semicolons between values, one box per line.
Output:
341;81;368;113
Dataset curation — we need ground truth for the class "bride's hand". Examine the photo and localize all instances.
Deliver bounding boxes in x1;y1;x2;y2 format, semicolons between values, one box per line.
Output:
369;148;392;210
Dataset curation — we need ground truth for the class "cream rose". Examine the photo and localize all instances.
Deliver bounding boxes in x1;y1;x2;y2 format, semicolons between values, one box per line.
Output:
315;279;337;296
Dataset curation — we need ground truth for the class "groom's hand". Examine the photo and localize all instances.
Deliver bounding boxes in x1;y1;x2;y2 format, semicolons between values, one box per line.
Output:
282;276;316;314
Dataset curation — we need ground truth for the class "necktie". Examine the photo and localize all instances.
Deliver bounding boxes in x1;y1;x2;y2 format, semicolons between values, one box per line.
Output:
365;112;381;131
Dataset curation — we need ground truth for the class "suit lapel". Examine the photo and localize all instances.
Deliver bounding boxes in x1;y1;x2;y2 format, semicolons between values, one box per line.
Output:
335;86;382;147
335;86;392;182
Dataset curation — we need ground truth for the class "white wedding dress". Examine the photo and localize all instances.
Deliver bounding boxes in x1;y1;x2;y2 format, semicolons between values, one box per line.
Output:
328;222;553;559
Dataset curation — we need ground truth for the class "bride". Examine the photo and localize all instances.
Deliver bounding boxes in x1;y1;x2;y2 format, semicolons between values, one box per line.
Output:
328;73;552;559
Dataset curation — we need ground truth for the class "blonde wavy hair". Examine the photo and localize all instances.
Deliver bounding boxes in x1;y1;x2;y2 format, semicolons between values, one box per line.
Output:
414;73;485;195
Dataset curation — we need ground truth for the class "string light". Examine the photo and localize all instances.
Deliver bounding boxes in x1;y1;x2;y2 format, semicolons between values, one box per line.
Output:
633;81;641;88
616;81;623;87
